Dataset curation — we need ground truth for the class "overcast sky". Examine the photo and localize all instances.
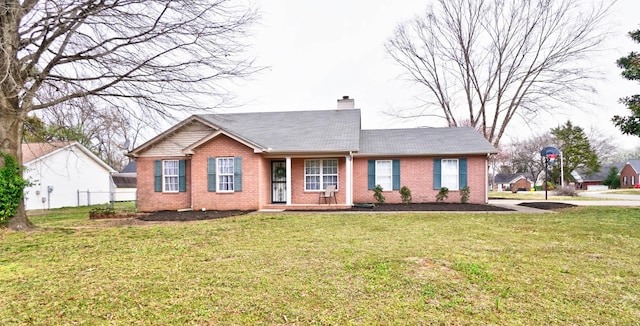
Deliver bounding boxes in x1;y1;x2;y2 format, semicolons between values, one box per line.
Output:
224;0;640;150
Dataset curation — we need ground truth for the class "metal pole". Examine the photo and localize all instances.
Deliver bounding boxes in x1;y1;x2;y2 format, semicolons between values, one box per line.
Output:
545;157;548;200
560;151;564;188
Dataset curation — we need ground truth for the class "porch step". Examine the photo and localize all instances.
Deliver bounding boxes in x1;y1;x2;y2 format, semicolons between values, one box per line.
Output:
262;204;351;211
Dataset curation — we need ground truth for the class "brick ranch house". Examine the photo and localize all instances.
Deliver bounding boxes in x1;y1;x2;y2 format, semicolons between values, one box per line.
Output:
492;173;533;192
128;98;498;211
620;159;640;188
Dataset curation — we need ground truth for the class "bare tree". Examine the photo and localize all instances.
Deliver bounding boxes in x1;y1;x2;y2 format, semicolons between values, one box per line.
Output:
506;133;554;185
585;126;619;164
0;0;259;230
386;0;613;147
36;96;146;170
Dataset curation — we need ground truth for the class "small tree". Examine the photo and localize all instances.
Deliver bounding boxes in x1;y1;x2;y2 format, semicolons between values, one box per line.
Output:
436;187;449;203
602;167;621;189
550;121;601;185
400;186;412;204
373;185;385;204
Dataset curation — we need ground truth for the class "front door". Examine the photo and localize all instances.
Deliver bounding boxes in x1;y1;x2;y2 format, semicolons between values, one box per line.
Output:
271;161;287;203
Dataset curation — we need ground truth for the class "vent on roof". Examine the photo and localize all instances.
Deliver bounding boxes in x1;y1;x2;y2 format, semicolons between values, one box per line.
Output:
337;95;354;109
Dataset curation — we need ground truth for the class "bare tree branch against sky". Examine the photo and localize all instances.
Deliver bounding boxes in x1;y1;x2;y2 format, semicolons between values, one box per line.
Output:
232;0;640;149
0;0;259;230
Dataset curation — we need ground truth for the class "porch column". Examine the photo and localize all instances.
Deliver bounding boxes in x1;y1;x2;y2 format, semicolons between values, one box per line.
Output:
345;154;353;205
286;157;292;205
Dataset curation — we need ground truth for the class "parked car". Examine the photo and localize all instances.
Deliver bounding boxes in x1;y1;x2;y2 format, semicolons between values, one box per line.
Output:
634;184;640;189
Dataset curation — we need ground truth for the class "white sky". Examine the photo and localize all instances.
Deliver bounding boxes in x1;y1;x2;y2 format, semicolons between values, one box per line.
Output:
224;0;640;150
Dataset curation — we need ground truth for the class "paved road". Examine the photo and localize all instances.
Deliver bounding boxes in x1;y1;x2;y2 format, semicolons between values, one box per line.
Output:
489;194;640;213
578;191;640;201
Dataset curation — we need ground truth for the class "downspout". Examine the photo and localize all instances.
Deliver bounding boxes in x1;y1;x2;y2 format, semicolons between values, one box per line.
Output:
486;153;490;204
347;151;354;206
189;155;194;210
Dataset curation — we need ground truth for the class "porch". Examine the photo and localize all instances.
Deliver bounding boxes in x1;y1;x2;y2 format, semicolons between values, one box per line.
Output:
261;204;352;211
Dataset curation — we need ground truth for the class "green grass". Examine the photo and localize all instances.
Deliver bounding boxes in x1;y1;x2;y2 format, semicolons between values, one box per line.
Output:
610;189;640;195
2;206;640;324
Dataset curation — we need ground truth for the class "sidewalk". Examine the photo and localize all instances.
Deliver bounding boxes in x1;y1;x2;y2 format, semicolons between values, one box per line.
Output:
488;198;640;213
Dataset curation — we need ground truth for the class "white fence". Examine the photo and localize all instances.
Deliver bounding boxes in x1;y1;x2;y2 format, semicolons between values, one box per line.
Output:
77;190;137;206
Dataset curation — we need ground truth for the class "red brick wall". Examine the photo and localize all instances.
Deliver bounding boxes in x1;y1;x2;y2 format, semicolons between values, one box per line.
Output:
136;156;192;212
352;156;488;204
512;178;532;191
191;135;262;210
619;164;639;188
290;157;346;205
137;136;265;212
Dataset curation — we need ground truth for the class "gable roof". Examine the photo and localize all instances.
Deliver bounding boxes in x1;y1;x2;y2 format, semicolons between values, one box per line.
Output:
130;109;498;157
22;141;71;164
625;159;640;173
198;109;361;153
22;142;116;173
580;162;624;182
358;127;497;156
493;173;530;184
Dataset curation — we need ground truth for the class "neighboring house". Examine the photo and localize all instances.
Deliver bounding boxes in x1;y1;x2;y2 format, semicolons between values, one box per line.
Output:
110;161;137;202
493;173;532;192
22;142;116;210
620;159;640;188
128;97;498;212
573;162;624;190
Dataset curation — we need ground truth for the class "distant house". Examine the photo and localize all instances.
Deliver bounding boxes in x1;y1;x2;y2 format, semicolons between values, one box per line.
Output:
493;173;532;192
573;162;624;190
620;159;640;188
110;161;137;202
128;97;498;211
22;142;116;210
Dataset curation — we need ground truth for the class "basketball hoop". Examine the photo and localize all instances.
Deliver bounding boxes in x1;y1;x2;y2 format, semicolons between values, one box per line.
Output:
540;146;561;201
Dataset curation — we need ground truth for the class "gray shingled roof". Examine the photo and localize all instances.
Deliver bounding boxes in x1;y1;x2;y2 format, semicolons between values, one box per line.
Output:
581;162;624;182
199;109;361;152
121;161;137;173
359;127;497;155
626;159;640;173
112;174;137;188
494;173;529;183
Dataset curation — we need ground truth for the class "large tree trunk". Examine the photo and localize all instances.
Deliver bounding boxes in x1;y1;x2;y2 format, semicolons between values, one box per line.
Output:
0;110;34;230
8;201;32;230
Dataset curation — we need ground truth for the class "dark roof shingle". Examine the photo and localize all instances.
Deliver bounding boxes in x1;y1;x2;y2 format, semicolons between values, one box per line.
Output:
359;127;497;155
199;109;361;152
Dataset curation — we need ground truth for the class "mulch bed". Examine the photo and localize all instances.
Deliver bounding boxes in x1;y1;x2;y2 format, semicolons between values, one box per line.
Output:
136;203;514;222
517;202;577;210
132;202;577;222
350;203;513;212
139;210;254;222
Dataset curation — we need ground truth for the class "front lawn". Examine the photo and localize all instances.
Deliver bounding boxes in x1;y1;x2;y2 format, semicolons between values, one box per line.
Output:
2;206;639;324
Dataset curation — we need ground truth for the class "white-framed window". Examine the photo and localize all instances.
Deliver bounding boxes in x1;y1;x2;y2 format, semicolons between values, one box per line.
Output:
632;176;636;185
375;160;393;191
624;176;628;186
441;159;459;190
163;160;179;192
305;159;338;191
217;157;235;192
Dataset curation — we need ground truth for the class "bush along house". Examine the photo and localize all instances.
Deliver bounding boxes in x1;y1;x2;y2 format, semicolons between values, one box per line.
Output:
127;97;498;211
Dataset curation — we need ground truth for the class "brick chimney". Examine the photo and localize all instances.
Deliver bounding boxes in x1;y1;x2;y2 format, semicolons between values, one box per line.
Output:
337;95;354;109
